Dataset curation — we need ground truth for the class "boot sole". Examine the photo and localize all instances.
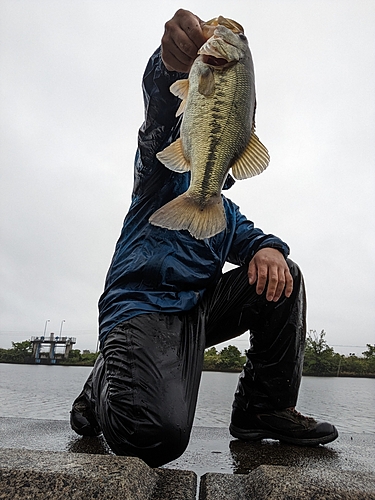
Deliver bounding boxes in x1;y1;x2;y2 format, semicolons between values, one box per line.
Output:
229;423;338;447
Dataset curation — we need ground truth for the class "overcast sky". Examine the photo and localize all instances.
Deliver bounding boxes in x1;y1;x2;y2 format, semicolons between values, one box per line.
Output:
1;0;374;356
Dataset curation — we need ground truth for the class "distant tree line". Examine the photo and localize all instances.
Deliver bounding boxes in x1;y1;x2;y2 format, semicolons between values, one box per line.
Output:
202;330;374;377
0;341;33;364
303;330;375;377
0;341;99;366
204;345;246;371
0;332;374;377
59;349;100;365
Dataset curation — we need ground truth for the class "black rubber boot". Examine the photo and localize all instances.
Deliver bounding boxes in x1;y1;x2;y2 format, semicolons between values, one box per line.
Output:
230;407;338;446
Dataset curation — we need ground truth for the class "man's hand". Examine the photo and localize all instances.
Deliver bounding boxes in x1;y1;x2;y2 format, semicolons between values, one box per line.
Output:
248;248;293;302
161;9;206;73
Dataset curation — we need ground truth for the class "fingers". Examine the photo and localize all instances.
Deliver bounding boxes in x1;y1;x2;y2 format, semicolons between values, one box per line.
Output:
161;9;206;72
248;248;294;302
284;267;294;298
267;265;293;302
248;258;257;286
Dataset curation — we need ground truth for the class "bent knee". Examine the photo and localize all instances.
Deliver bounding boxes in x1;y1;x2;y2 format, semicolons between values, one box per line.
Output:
286;258;303;280
100;408;191;467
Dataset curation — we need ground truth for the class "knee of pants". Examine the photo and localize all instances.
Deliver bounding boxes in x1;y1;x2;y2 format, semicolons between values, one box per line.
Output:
286;258;302;279
286;258;306;299
98;397;191;467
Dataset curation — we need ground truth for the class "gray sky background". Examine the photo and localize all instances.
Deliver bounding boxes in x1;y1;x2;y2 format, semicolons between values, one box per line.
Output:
1;1;374;355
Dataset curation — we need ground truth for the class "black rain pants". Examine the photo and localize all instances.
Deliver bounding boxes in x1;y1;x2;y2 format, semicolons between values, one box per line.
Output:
78;259;306;467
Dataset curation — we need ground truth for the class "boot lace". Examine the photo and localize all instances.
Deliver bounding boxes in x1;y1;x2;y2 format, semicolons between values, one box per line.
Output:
287;407;316;422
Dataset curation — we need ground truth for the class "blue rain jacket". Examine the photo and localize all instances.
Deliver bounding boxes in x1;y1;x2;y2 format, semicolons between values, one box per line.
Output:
98;48;290;345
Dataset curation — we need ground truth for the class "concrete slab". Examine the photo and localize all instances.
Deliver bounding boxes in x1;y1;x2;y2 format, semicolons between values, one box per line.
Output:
200;466;375;499
1;418;374;499
0;448;197;500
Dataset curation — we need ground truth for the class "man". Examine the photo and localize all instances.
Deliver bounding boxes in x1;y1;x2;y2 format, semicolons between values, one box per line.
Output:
70;9;338;467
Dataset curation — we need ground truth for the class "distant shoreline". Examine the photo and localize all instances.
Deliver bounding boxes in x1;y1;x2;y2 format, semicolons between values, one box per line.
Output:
202;368;375;378
1;360;374;378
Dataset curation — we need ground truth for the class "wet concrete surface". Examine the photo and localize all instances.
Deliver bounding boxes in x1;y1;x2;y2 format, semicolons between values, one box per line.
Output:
0;417;374;477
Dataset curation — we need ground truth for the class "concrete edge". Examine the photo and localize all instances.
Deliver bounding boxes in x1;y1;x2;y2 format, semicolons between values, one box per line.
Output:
2;448;375;500
0;448;197;500
200;466;375;499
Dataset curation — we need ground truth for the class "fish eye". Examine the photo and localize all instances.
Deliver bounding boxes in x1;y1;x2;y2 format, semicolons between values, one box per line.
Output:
238;33;247;41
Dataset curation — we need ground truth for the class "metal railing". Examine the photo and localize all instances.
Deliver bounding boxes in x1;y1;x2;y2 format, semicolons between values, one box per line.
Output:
30;336;76;343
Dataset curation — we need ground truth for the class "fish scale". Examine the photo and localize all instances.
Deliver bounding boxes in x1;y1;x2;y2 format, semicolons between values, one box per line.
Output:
186;63;252;204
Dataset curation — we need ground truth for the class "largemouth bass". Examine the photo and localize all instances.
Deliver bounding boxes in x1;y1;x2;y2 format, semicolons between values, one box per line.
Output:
149;19;270;240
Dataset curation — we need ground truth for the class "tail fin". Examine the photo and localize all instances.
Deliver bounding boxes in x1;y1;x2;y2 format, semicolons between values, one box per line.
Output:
149;193;226;240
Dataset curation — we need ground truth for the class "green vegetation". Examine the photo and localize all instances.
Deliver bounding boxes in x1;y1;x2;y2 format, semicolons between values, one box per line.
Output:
303;330;375;377
204;345;246;371
0;331;374;377
203;330;374;377
59;349;100;366
0;341;32;363
0;342;99;366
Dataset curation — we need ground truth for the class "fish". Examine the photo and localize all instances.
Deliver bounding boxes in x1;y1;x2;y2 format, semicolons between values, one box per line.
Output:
149;18;270;240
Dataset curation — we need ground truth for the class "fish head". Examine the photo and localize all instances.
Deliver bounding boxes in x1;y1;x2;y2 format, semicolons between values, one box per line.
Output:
198;24;250;67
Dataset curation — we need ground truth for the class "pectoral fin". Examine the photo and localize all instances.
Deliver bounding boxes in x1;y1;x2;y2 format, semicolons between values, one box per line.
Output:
198;66;215;96
170;79;189;116
231;133;270;180
156;138;190;173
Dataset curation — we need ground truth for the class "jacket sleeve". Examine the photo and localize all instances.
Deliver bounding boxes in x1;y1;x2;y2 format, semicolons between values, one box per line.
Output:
137;47;188;172
226;202;290;267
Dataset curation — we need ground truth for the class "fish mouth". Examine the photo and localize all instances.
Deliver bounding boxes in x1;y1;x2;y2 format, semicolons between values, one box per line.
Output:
201;55;229;67
198;32;241;66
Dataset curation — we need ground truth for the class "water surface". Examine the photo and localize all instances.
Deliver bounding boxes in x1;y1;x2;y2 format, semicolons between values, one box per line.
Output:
0;364;373;433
